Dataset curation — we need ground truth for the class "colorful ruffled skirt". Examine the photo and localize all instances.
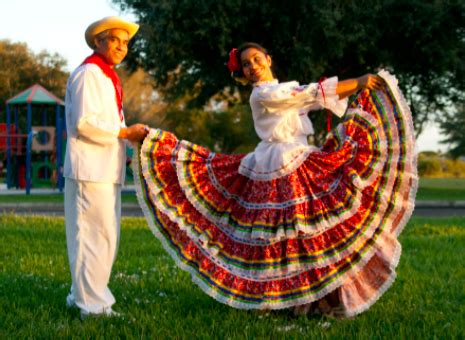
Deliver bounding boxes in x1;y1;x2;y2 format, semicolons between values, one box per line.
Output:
133;71;417;317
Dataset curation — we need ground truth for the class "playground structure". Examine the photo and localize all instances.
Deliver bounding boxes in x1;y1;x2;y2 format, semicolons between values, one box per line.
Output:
0;84;65;194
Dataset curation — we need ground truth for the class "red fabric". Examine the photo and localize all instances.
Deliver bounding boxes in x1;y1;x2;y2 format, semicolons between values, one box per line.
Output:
82;53;124;122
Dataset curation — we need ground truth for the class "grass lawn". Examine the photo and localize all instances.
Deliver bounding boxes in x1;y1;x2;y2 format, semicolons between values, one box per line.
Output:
0;215;464;338
416;178;465;201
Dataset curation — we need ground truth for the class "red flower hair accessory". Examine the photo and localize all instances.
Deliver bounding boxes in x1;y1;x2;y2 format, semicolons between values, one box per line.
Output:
227;48;248;85
227;48;241;74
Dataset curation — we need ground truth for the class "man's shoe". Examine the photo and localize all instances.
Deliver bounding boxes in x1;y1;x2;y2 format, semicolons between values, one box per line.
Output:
80;308;122;320
103;308;122;318
66;294;76;308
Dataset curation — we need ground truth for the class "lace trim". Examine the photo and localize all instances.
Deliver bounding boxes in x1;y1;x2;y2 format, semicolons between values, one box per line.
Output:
377;69;418;238
237;146;314;181
341;241;402;317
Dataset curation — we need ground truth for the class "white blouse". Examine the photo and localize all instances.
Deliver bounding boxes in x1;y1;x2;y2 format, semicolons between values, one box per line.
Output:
239;77;348;180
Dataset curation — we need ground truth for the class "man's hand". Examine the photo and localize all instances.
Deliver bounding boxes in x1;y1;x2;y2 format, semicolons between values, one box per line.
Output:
118;124;149;143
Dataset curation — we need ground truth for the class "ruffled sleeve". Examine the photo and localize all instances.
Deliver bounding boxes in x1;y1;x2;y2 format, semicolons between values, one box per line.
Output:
254;77;347;117
316;77;348;118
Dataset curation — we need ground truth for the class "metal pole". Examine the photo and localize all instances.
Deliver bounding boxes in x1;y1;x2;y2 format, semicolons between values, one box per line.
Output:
42;105;46;126
14;106;19;152
26;131;33;195
26;103;32;194
6;105;11;189
42;106;48;179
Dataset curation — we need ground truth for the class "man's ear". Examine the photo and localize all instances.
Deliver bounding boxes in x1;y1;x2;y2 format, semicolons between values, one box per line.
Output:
93;37;100;49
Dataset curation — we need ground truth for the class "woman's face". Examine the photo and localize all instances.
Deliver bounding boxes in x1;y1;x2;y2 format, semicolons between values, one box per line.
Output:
240;47;274;83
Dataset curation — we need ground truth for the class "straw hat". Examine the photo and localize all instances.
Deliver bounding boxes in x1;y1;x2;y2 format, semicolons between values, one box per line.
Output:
85;16;139;49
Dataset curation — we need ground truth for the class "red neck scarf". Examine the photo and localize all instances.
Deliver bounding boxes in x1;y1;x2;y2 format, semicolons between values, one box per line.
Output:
82;53;124;122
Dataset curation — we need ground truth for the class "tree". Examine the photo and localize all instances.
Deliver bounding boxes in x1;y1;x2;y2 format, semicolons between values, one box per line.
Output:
117;66;167;127
0;40;69;109
118;68;259;152
113;0;464;148
439;103;465;159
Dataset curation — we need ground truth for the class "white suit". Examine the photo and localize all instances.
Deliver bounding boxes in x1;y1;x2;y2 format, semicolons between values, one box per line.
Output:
64;63;126;314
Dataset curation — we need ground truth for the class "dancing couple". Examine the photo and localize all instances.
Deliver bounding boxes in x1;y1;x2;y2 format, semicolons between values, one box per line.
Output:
64;16;417;319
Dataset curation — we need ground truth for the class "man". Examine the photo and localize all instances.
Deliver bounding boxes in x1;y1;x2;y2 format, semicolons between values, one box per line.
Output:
63;16;148;318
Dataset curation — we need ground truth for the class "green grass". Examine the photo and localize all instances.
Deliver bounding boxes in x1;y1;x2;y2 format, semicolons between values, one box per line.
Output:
420;178;465;188
417;178;465;200
0;215;464;338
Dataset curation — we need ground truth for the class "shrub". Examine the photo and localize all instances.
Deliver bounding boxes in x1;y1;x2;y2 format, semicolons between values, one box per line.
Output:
418;152;465;178
418;157;443;177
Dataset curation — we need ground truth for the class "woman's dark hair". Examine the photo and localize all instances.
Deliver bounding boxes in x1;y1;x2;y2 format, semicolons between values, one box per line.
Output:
235;42;271;78
237;42;269;57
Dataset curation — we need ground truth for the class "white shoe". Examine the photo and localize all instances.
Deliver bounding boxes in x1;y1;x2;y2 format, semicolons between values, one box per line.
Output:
66;294;76;308
80;308;122;320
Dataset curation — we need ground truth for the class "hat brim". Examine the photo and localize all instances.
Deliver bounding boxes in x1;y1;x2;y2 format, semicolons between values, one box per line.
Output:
85;16;139;49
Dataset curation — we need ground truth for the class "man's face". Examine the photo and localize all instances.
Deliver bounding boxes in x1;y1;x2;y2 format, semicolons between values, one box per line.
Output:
94;28;129;66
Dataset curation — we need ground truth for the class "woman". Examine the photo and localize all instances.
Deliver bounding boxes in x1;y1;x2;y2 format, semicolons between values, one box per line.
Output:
133;42;417;317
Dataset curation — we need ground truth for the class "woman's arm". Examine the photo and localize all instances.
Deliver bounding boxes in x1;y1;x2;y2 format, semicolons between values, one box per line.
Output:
336;74;385;99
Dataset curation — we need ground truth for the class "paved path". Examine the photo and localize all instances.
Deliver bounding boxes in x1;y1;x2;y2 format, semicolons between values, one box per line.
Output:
1;201;465;217
1;186;465;217
0;202;142;217
411;202;465;217
0;186;137;195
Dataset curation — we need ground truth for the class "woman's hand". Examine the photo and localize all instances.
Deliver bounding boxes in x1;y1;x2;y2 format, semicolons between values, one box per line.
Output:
337;73;385;99
357;74;384;91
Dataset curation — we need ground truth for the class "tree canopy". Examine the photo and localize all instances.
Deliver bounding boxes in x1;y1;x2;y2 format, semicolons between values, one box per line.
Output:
439;103;465;158
0;40;69;109
117;66;167;127
113;0;464;150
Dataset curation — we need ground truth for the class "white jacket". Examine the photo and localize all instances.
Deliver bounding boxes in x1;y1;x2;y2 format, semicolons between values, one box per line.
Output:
64;64;127;184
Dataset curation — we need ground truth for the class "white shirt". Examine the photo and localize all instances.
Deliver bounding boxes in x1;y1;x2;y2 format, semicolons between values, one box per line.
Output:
64;64;127;184
239;77;348;180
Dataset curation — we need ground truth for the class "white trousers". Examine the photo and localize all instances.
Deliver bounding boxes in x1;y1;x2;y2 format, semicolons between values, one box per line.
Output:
64;178;121;314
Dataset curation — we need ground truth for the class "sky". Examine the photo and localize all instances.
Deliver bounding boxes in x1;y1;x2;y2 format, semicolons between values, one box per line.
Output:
0;0;135;71
0;0;448;153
